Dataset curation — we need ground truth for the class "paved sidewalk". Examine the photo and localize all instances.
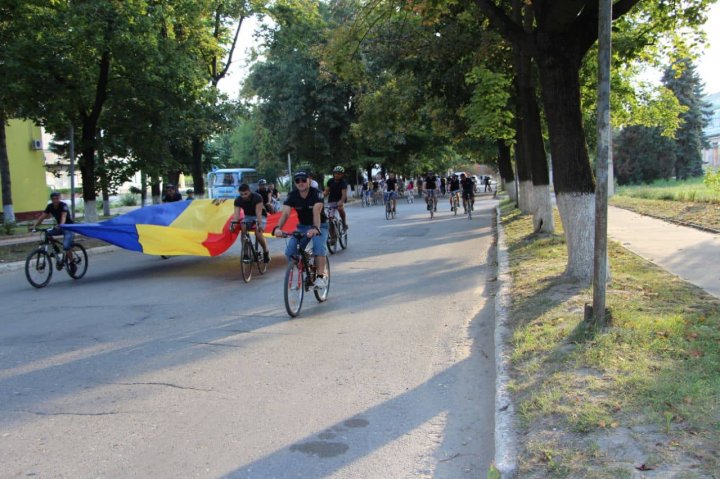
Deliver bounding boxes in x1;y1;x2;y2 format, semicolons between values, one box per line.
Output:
609;205;720;298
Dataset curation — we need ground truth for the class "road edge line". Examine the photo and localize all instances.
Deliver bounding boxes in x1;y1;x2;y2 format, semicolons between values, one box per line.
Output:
494;204;518;478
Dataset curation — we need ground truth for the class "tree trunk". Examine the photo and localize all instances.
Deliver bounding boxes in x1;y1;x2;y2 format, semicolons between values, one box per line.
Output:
151;177;161;204
191;138;205;197
141;171;147;207
79;127;98;223
513;114;533;213
537;48;596;281
0;113;15;224
496;140;516;201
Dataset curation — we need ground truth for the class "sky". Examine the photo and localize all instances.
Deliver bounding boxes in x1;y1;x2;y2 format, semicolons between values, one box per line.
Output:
697;2;720;95
219;5;720;99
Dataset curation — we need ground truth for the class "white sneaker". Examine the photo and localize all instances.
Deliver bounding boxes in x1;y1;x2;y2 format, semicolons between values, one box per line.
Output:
313;276;327;290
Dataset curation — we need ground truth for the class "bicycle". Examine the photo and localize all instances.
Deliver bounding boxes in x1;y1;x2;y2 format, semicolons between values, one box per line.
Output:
280;231;330;318
406;189;414;203
231;220;268;283
25;228;88;288
326;203;348;254
451;192;460;216
425;192;436;220
384;192;396;220
463;194;475;220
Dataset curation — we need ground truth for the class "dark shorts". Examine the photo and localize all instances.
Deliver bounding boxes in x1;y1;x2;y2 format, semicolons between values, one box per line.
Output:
462;191;474;200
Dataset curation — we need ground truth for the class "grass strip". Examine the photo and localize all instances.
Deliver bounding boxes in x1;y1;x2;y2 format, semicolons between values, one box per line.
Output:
610;196;720;232
501;202;720;478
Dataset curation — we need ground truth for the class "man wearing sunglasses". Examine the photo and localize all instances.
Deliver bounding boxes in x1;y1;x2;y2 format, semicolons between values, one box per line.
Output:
273;170;329;290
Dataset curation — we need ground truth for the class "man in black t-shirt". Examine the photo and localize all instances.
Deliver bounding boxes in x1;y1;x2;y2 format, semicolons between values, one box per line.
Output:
232;184;270;263
274;171;328;290
448;174;461;211
324;166;348;228
30;192;75;264
162;184;182;203
256;179;274;214
424;173;438;212
385;173;399;213
460;173;475;212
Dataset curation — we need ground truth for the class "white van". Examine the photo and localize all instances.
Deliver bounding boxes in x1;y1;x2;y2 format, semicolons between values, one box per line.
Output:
206;168;260;200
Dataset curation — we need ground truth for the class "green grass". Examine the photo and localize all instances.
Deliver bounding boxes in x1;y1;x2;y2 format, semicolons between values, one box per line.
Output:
501;204;720;478
610;195;720;231
615;177;720;204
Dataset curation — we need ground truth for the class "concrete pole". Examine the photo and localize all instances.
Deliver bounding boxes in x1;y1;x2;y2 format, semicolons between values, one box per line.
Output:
592;0;612;326
69;124;76;216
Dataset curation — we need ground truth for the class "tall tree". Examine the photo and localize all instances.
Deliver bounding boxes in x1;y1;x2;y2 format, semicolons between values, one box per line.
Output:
662;58;711;180
614;126;676;184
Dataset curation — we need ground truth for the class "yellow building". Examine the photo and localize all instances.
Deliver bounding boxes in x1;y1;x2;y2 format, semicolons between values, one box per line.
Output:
1;119;48;218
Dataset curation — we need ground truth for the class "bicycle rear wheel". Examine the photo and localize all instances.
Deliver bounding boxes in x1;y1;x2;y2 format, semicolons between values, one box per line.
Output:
284;261;304;317
314;258;330;302
25;249;53;288
385;204;391;220
240;238;253;282
66;243;88;279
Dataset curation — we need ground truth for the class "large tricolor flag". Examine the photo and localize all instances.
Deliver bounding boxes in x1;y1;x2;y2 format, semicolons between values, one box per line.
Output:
63;199;298;257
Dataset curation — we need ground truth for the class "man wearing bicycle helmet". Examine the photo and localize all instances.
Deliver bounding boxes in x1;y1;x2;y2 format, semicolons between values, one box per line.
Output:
323;166;349;229
274;170;328;290
232;184;270;263
29;192;75;264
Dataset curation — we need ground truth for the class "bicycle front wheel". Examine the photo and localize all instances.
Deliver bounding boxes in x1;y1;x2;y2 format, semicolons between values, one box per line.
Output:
66;243;88;279
385;204;391;220
327;221;338;254
25;249;53;288
314;258;330;302
240;239;253;282
255;240;268;275
284;261;304;317
339;223;348;250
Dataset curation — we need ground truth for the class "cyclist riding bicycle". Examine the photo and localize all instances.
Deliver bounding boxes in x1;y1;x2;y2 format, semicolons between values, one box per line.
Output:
274;171;328;290
232;184;271;263
256;179;275;214
385;173;399;213
324;166;349;229
29;191;75;267
460;173;476;212
162;184;182;202
448;174;461;210
424;173;438;212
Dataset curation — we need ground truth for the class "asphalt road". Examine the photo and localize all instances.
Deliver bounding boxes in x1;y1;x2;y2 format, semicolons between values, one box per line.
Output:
0;194;498;479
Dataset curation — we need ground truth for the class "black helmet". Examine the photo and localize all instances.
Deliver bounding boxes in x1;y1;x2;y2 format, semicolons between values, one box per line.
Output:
259;179;267;185
49;191;61;198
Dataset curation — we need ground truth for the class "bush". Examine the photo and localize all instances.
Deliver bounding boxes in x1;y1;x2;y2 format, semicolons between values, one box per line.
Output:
704;169;720;195
129;186;143;195
120;193;138;206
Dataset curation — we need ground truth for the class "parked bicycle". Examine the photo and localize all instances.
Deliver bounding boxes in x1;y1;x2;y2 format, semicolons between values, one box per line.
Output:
25;228;88;288
326;203;348;254
280;231;330;318
231;220;268;283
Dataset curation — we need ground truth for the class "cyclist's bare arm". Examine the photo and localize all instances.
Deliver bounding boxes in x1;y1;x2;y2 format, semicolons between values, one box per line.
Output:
254;201;265;233
29;212;50;231
274;206;292;237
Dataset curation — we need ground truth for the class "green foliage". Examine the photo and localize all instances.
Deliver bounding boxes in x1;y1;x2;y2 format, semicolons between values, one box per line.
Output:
462;65;514;142
120;193;138;207
663;58;712;180
703;168;720;195
614;126;676;185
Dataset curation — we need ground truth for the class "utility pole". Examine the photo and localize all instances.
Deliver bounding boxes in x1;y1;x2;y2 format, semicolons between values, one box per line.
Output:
69;124;76;216
592;0;612;326
287;152;292;188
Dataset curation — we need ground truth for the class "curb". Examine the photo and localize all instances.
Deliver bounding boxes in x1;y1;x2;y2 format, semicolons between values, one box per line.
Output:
0;245;119;274
494;204;518;478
